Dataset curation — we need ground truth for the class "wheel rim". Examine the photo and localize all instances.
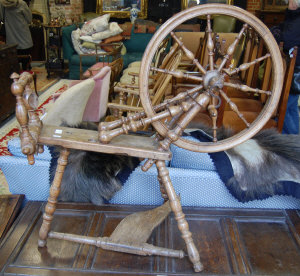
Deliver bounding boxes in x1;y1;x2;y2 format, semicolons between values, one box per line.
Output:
139;4;283;153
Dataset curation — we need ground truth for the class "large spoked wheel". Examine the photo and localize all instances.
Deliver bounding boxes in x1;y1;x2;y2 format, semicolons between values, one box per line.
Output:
139;4;283;153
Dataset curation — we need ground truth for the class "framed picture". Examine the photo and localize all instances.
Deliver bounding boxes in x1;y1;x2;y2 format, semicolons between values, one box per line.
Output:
181;0;233;10
262;0;287;10
97;0;147;18
55;0;71;4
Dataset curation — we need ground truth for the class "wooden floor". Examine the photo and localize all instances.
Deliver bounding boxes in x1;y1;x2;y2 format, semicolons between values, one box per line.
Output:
0;201;300;275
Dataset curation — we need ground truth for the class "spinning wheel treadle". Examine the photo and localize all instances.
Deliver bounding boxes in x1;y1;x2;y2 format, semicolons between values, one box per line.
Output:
139;4;283;153
10;4;284;274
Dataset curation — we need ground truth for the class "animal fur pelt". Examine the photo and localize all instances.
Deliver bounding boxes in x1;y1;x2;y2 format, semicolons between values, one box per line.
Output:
49;122;140;205
189;126;300;202
50;122;300;205
225;129;300;202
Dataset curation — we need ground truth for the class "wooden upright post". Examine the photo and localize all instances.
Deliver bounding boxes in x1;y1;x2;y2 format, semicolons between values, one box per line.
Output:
156;160;203;272
38;148;70;247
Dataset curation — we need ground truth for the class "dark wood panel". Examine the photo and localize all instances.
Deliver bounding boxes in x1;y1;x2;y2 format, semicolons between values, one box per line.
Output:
255;10;285;28
0;194;24;242
0;202;299;275
0;44;19;123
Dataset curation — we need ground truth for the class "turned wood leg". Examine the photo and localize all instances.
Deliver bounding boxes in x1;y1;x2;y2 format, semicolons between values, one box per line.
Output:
157;172;168;202
38;148;70;247
156;160;203;272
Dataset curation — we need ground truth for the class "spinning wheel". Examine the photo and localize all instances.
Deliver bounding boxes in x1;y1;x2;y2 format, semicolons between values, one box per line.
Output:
11;5;285;274
139;4;283;153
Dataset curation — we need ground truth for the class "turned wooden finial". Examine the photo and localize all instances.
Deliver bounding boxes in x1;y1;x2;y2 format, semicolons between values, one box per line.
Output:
10;72;42;165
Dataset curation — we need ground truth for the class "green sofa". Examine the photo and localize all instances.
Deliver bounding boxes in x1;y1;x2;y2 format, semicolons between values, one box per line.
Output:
62;24;156;80
62;24;96;80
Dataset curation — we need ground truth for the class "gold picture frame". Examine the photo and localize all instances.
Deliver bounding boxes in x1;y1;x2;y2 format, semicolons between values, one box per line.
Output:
97;0;148;19
262;0;287;10
181;0;233;10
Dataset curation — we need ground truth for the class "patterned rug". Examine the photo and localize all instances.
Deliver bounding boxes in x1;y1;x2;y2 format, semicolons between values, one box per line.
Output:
0;79;72;195
32;65;59;93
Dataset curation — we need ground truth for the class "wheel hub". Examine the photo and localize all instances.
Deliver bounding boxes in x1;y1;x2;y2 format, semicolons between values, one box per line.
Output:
203;70;224;90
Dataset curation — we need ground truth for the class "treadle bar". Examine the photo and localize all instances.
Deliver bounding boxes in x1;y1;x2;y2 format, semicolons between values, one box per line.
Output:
48;231;185;258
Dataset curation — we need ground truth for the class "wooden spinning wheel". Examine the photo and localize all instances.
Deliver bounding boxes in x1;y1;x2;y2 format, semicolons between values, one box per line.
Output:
139;4;283;153
11;5;285;274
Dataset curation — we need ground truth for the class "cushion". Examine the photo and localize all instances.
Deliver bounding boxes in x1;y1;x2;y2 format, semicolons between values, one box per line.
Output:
80;35;102;43
80;14;110;36
72;30;105;55
42;78;95;126
120;22;133;37
213;15;236;33
128;61;141;68
133;19;158;34
92;22;123;41
71;28;84;55
83;62;110;78
101;34;123;51
82;41;97;49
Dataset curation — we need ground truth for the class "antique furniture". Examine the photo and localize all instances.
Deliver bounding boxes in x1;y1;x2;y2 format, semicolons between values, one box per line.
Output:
30;11;46;61
9;4;284;272
255;9;285;28
44;24;65;78
0;194;24;243
62;23;156;79
255;0;287;28
97;0;148;19
261;0;287;10
223;46;298;133
108;42;181;119
1;202;300;275
0;44;19;124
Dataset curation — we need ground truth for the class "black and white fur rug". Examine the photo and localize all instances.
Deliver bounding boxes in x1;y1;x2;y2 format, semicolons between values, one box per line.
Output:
49;123;300;205
189;128;300;203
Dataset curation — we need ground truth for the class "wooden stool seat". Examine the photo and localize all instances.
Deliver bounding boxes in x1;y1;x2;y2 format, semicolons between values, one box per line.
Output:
39;125;171;161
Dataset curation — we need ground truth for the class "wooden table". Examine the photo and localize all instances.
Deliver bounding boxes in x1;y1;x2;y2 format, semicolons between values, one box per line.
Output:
0;194;24;243
0;201;300;275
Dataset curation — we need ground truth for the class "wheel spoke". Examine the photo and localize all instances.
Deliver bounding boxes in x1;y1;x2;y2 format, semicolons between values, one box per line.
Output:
207;104;218;142
139;5;283;153
150;67;203;83
170;32;207;75
158;85;204;108
206;15;215;71
223;53;271;76
219;89;250;127
223;81;272;95
217;24;248;72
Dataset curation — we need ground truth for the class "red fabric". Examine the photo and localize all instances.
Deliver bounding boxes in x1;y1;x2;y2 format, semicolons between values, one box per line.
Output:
101;35;123;51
